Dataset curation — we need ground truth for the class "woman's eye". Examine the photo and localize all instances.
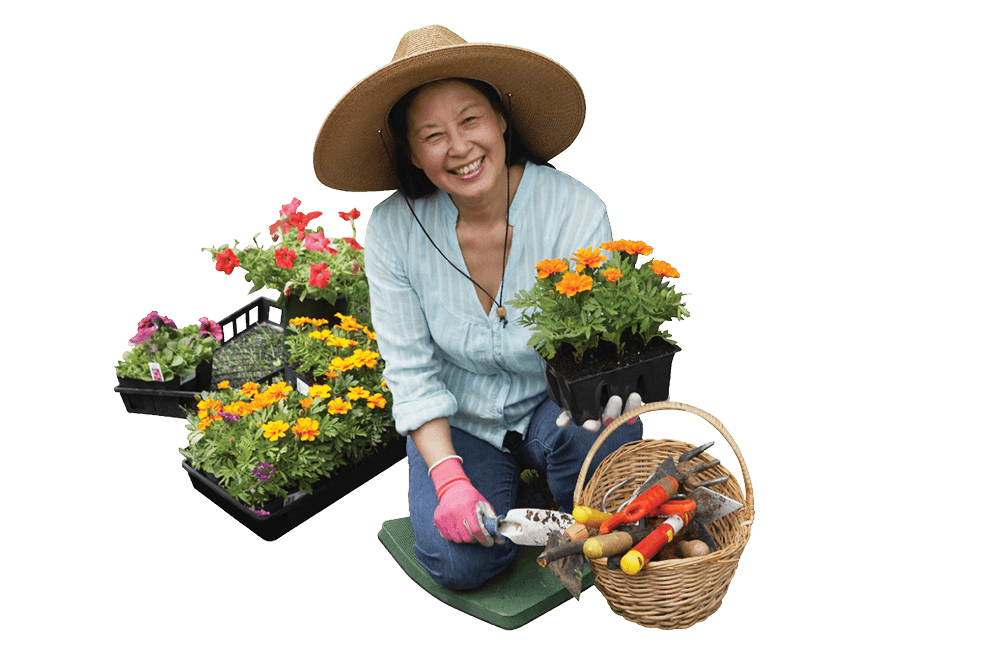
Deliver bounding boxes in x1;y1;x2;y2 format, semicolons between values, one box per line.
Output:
463;116;478;124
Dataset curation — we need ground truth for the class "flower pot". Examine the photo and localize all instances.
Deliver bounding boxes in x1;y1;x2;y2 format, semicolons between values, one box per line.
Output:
181;434;406;541
544;342;680;426
114;359;213;418
280;292;348;330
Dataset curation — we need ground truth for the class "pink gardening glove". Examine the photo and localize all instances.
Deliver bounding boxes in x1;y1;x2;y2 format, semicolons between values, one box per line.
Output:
429;458;495;547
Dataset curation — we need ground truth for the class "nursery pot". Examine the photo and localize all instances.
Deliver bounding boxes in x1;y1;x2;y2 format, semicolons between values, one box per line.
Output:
114;359;214;418
544;342;680;426
280;292;349;329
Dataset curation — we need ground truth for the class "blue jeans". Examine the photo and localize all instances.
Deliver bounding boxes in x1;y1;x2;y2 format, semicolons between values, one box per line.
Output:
406;398;642;590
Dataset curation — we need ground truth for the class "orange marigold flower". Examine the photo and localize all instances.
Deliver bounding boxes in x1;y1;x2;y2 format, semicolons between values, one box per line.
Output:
335;313;363;332
535;258;569;279
327;397;352;415
288;317;311;326
571;247;606;272
326;336;358;348
309;329;332;340
602;267;623;282
262;420;290;442
350;349;381;369
265;381;293;397
299;397;314;410
217;381;230;390
362;327;377;341
648;260;680;278
292;417;320;441
601;240;653;255
198;417;214;431
240;382;260;397
346;386;371;401
366;393;387;409
555;272;593;297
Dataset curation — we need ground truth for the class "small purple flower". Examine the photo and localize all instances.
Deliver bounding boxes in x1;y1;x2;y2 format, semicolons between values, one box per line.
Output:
221;410;240;422
252;461;275;483
252;508;270;516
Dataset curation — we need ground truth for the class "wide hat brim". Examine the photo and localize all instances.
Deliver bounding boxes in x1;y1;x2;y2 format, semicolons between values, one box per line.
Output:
313;40;586;192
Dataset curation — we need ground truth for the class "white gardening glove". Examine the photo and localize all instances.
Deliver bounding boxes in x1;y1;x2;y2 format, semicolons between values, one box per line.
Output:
556;393;643;433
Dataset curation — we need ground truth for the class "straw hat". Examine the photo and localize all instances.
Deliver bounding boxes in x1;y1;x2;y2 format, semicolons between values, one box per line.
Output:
313;25;586;192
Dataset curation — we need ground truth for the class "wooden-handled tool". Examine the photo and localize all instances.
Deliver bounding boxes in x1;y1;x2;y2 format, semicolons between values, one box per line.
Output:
620;509;694;575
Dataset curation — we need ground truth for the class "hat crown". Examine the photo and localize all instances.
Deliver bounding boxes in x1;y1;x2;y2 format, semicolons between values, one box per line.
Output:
391;25;468;63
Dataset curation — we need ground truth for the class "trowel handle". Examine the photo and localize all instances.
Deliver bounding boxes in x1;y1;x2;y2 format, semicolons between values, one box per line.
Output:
573;505;612;528
623;477;679;522
480;515;502;536
620;512;690;575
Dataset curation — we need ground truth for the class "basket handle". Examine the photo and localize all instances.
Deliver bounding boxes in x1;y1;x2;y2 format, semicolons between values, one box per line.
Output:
572;401;754;520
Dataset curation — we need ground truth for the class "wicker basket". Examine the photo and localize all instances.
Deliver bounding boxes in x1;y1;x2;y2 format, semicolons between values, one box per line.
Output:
574;401;754;629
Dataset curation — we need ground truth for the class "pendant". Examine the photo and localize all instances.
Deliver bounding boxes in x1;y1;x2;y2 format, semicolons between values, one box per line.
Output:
496;306;507;320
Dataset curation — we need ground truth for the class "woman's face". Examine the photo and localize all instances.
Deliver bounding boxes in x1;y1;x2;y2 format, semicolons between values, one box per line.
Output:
405;79;508;205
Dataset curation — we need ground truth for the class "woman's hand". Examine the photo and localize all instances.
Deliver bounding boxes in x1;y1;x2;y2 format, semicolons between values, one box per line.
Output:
429;457;495;546
556;393;642;432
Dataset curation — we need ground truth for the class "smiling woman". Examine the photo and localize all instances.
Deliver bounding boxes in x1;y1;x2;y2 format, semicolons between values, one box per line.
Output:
311;25;644;591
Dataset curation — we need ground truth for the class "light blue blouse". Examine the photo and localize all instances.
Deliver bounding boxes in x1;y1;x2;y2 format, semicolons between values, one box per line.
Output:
364;161;613;450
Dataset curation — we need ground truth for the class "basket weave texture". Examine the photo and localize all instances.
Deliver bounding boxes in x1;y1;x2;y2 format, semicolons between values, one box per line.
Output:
573;401;754;629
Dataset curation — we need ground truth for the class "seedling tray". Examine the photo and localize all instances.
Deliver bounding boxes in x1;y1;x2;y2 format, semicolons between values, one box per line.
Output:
114;298;286;418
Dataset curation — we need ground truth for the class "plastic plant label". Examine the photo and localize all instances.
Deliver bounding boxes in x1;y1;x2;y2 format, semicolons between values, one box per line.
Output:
148;362;164;382
181;370;197;385
284;490;309;507
295;377;310;395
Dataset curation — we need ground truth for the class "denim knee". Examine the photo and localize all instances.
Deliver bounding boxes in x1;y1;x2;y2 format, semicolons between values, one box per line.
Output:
414;539;518;591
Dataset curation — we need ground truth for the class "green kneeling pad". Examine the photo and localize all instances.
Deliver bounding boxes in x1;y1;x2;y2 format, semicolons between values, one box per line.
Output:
378;517;594;630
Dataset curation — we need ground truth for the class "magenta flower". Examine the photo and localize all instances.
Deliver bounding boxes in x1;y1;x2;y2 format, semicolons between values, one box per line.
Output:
253;461;275;482
302;230;330;252
130;311;176;344
198;317;223;341
252;509;270;517
280;198;301;218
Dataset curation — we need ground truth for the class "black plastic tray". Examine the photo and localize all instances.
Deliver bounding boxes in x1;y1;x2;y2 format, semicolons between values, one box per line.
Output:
182;435;407;540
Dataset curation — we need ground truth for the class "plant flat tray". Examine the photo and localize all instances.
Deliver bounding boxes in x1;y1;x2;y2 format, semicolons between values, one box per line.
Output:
183;435;406;541
378;517;594;630
115;385;201;418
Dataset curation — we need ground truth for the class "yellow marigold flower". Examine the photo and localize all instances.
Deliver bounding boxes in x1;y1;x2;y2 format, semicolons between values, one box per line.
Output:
327;397;352;415
197;398;224;421
292;417;320;441
310;318;329;326
326;336;358;348
366;393;387;409
217;381;230;390
288;317;310;326
356;349;381;369
602;267;623;283
266;381;293;397
198;417;213;431
571;247;606;272
649;260;680;278
363;327;377;341
555;272;593;297
535;258;569;279
299;397;314;410
251;393;279;411
240;382;260;397
224;401;253;417
309;329;332;340
262;420;290;442
327;357;356;377
335;313;363;332
346;386;371;401
309;384;332;399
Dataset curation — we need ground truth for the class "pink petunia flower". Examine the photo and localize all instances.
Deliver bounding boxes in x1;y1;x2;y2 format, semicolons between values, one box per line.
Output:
303;230;331;252
198;317;223;341
280;198;301;217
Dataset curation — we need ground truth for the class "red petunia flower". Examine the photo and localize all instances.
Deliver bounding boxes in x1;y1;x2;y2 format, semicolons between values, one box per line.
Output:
275;247;297;269
280;198;301;217
339;208;360;222
342;237;363;251
309;262;331;288
303;230;331;252
215;248;240;275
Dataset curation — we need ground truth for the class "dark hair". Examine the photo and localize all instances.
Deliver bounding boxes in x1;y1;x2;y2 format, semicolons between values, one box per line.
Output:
386;78;551;199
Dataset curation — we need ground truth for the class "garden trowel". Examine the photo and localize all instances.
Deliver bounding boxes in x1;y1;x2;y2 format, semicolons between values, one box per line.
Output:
480;508;576;546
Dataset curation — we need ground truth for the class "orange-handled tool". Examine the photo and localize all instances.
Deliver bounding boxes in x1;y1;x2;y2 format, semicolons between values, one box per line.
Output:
623;476;679;522
650;498;696;517
599;477;679;534
620;508;694;575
